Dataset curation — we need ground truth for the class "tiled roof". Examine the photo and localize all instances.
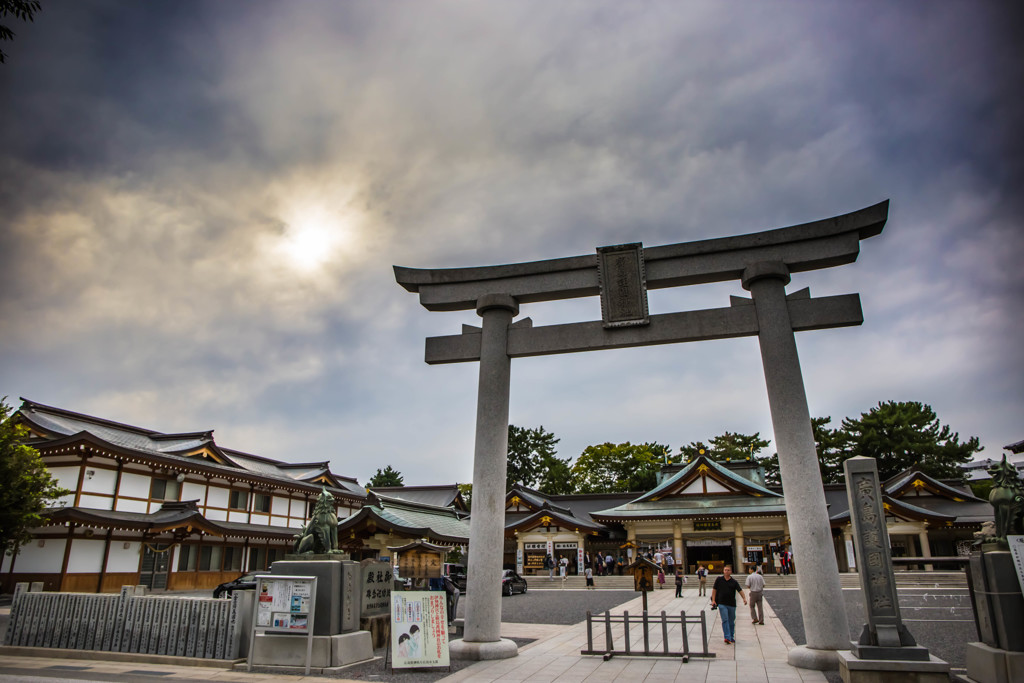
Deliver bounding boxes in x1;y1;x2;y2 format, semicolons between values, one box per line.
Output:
632;455;780;503
18;399;366;501
338;493;471;544
371;485;464;510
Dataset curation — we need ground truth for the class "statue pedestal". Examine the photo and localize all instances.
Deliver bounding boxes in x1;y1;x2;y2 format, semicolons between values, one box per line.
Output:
270;559;362;636
838;650;950;683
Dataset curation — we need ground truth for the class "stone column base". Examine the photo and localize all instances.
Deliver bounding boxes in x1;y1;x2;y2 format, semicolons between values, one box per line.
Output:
838;650;950;683
250;631;373;669
788;645;843;670
448;637;518;660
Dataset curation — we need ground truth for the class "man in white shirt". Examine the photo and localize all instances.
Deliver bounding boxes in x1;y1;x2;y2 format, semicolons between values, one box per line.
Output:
654;550;664;566
745;566;765;625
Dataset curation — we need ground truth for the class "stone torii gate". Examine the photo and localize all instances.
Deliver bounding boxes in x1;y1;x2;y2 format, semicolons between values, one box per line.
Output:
394;200;888;668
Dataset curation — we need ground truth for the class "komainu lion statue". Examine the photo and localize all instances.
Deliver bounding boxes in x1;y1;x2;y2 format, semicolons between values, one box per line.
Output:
293;488;340;554
984;455;1024;546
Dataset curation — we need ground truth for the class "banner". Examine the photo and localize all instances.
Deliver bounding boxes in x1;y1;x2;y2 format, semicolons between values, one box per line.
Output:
391;591;449;668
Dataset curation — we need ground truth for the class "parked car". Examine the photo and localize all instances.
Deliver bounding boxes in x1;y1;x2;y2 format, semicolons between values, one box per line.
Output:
501;569;527;596
213;572;257;599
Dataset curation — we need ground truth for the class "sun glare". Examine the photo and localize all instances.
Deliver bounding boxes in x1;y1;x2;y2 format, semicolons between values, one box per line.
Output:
278;203;349;272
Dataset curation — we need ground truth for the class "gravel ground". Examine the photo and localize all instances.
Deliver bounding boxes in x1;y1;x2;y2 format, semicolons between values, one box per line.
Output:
766;588;976;683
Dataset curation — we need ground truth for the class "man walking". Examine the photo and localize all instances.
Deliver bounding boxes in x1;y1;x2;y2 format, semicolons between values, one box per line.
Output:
696;563;708;596
674;568;684;598
745;566;765;625
711;565;746;645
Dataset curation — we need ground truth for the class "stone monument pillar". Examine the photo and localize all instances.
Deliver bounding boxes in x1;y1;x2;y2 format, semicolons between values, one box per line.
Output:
743;261;849;669
733;520;745;571
449;294;519;661
838;456;949;681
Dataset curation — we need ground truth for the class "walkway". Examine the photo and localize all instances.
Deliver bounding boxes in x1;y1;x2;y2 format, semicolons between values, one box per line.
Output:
442;587;825;682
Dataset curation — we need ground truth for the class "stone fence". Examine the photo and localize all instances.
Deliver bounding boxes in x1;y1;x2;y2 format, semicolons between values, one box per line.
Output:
3;586;245;659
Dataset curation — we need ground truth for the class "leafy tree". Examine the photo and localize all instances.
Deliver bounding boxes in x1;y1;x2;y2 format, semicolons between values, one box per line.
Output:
1;0;41;64
457;483;472;511
506;425;573;494
840;400;982;482
680;431;777;484
1;398;69;555
367;465;404;487
572;441;676;493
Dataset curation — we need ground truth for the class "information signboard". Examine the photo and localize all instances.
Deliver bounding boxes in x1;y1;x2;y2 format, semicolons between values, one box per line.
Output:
390;591;449;669
247;575;317;675
1007;535;1024;596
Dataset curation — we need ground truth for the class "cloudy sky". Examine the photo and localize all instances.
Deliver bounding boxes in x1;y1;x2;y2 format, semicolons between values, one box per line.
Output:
1;1;1021;486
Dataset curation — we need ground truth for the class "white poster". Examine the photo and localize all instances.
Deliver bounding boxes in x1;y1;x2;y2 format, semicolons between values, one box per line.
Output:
391;591;449;668
255;577;312;632
845;538;857;570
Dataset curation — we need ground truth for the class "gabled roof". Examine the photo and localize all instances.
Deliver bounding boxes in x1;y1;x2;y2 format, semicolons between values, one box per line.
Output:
17;399;366;502
506;486;575;516
631;455;781;503
337;492;471;544
883;469;984;502
371;485;469;512
829;494;955;524
504;507;604;535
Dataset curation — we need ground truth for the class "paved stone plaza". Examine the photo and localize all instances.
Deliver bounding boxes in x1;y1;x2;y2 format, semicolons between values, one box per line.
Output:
1;587;827;682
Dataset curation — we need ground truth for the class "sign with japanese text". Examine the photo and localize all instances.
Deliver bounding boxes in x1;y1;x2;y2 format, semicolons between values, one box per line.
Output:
1008;535;1024;596
844;456;904;644
391;591;449;669
254;576;313;632
360;560;393;617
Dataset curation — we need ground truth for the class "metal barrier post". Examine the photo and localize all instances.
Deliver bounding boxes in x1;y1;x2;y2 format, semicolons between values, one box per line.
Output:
586;611;593;652
642;610;649;654
681;611;690;654
700;611;709;655
604;611;613;654
624;611;631;655
661;611;669;654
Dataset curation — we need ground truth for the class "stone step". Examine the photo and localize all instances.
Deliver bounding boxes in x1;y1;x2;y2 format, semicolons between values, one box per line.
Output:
522;571;967;590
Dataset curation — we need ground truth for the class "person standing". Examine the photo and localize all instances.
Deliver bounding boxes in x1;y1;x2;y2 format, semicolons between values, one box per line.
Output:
657;567;665;589
545;553;554;580
745;566;765;625
696;563;708;596
606;552;614;576
559;555;568;578
711;564;747;645
585;565;594;590
674;569;684;598
665;552;675;575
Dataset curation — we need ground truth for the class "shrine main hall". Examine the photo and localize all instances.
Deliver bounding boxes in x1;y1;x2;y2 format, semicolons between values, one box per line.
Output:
502;455;990;576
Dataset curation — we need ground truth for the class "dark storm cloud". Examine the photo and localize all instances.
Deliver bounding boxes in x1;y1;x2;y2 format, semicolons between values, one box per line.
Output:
0;1;1021;482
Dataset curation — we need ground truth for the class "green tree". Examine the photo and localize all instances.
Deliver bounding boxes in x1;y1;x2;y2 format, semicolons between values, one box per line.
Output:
457;483;472;511
572;441;676;493
756;418;838;486
1;0;41;64
1;398;69;555
506;425;573;494
839;400;982;482
367;465;404;487
680;432;771;462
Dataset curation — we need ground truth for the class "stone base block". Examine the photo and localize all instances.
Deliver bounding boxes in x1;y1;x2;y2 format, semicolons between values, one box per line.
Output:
964;642;1024;683
448;637;518;660
788;645;842;670
360;614;390;649
851;643;931;662
250;632;373;668
838;650;950;683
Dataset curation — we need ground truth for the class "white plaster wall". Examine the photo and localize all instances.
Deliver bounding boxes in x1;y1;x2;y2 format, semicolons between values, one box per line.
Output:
14;539;67;573
205;507;227;521
250;513;270;526
290;498;306;519
67;539;106;573
288;518;304;529
119;472;151;499
2;550;11;572
48;466;79;506
227;511;248;523
206;486;229;509
78;493;113;510
181;481;206;503
271;496;289;516
106;542;141;572
81;468;117;495
115;498;148;513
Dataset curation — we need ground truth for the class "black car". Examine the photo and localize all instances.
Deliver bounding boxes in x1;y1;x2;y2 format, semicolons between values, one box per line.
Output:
501;569;527;596
213;572;258;599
